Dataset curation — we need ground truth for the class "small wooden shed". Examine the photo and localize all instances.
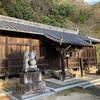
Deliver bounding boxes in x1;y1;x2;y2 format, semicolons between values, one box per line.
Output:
0;15;100;77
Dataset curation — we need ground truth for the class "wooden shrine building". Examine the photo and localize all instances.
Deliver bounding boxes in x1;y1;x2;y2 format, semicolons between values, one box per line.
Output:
0;15;100;78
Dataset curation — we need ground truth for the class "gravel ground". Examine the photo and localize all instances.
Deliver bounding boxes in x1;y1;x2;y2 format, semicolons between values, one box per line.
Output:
0;87;100;100
85;85;100;96
37;92;100;100
37;87;100;100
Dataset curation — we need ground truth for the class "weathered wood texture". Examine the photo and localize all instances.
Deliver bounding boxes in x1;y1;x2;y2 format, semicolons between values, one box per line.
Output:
0;34;50;76
0;32;97;77
64;46;97;70
0;36;6;76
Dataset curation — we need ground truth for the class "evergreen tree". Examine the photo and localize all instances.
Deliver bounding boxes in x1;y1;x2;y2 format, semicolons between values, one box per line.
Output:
8;2;34;20
0;1;8;16
77;10;87;24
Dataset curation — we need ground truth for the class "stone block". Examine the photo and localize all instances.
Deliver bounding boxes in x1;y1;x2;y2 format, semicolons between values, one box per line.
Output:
16;81;45;95
20;71;42;84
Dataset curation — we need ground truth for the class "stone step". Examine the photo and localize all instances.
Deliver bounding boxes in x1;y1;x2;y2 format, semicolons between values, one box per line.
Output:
79;78;100;89
46;78;100;92
81;81;100;89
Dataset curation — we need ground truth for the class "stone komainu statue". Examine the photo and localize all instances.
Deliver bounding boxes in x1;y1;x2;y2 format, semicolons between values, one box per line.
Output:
23;50;37;72
14;50;49;99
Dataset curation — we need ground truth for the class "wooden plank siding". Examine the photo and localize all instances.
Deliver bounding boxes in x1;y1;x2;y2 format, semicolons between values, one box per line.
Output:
68;58;80;69
0;35;6;76
0;34;51;76
0;31;98;77
64;46;97;70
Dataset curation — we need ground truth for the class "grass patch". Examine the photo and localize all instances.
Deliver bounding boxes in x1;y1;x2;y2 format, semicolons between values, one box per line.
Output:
57;87;87;96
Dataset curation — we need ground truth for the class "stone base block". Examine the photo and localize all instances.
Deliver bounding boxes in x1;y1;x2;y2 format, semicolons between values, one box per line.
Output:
16;81;45;95
20;71;42;84
12;88;50;99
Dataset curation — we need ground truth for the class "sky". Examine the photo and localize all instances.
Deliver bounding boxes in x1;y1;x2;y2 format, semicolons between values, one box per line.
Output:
84;0;100;5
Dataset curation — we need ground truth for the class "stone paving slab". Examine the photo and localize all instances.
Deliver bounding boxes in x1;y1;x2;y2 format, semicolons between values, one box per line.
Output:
8;91;55;100
44;75;100;91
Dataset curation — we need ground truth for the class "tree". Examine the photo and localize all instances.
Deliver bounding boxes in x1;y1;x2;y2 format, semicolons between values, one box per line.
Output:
48;3;73;17
77;9;87;24
8;3;34;20
0;1;8;16
1;0;16;9
31;0;53;13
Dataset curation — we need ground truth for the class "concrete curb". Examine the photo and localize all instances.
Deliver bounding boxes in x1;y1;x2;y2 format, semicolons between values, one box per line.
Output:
46;78;100;92
81;82;100;89
8;92;55;100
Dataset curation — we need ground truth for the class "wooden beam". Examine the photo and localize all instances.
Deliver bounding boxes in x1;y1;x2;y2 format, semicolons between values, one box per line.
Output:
63;45;71;53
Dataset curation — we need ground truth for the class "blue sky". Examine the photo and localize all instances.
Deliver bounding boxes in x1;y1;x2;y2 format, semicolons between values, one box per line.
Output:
84;0;100;5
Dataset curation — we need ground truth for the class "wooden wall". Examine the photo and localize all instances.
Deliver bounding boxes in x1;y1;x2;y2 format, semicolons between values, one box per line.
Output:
0;35;6;76
64;46;97;70
81;46;97;67
0;34;51;76
0;31;97;77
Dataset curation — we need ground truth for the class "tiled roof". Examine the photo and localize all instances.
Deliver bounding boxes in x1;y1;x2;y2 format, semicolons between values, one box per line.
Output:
0;21;99;46
0;15;79;34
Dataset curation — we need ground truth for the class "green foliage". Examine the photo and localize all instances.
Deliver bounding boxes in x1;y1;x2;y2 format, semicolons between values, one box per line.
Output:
94;24;100;38
42;16;61;26
0;0;99;39
31;0;52;13
41;3;73;27
84;9;93;20
0;1;3;7
21;4;34;20
0;8;8;16
0;1;8;16
1;0;16;9
76;10;87;24
97;44;100;53
49;3;73;17
8;3;34;20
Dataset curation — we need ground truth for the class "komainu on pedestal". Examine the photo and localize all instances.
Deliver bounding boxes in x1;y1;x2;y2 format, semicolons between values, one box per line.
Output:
13;50;50;99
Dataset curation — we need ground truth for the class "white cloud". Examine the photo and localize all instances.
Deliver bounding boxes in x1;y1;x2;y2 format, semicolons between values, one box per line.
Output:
84;0;100;4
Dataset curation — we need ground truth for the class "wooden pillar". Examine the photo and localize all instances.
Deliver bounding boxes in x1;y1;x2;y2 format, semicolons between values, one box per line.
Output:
87;47;90;66
60;50;65;81
79;58;83;77
5;36;8;80
94;46;97;65
57;45;71;81
66;58;69;69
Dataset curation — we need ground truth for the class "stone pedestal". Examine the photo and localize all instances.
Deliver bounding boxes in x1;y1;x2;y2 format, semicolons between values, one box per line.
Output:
12;50;50;99
13;70;50;99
